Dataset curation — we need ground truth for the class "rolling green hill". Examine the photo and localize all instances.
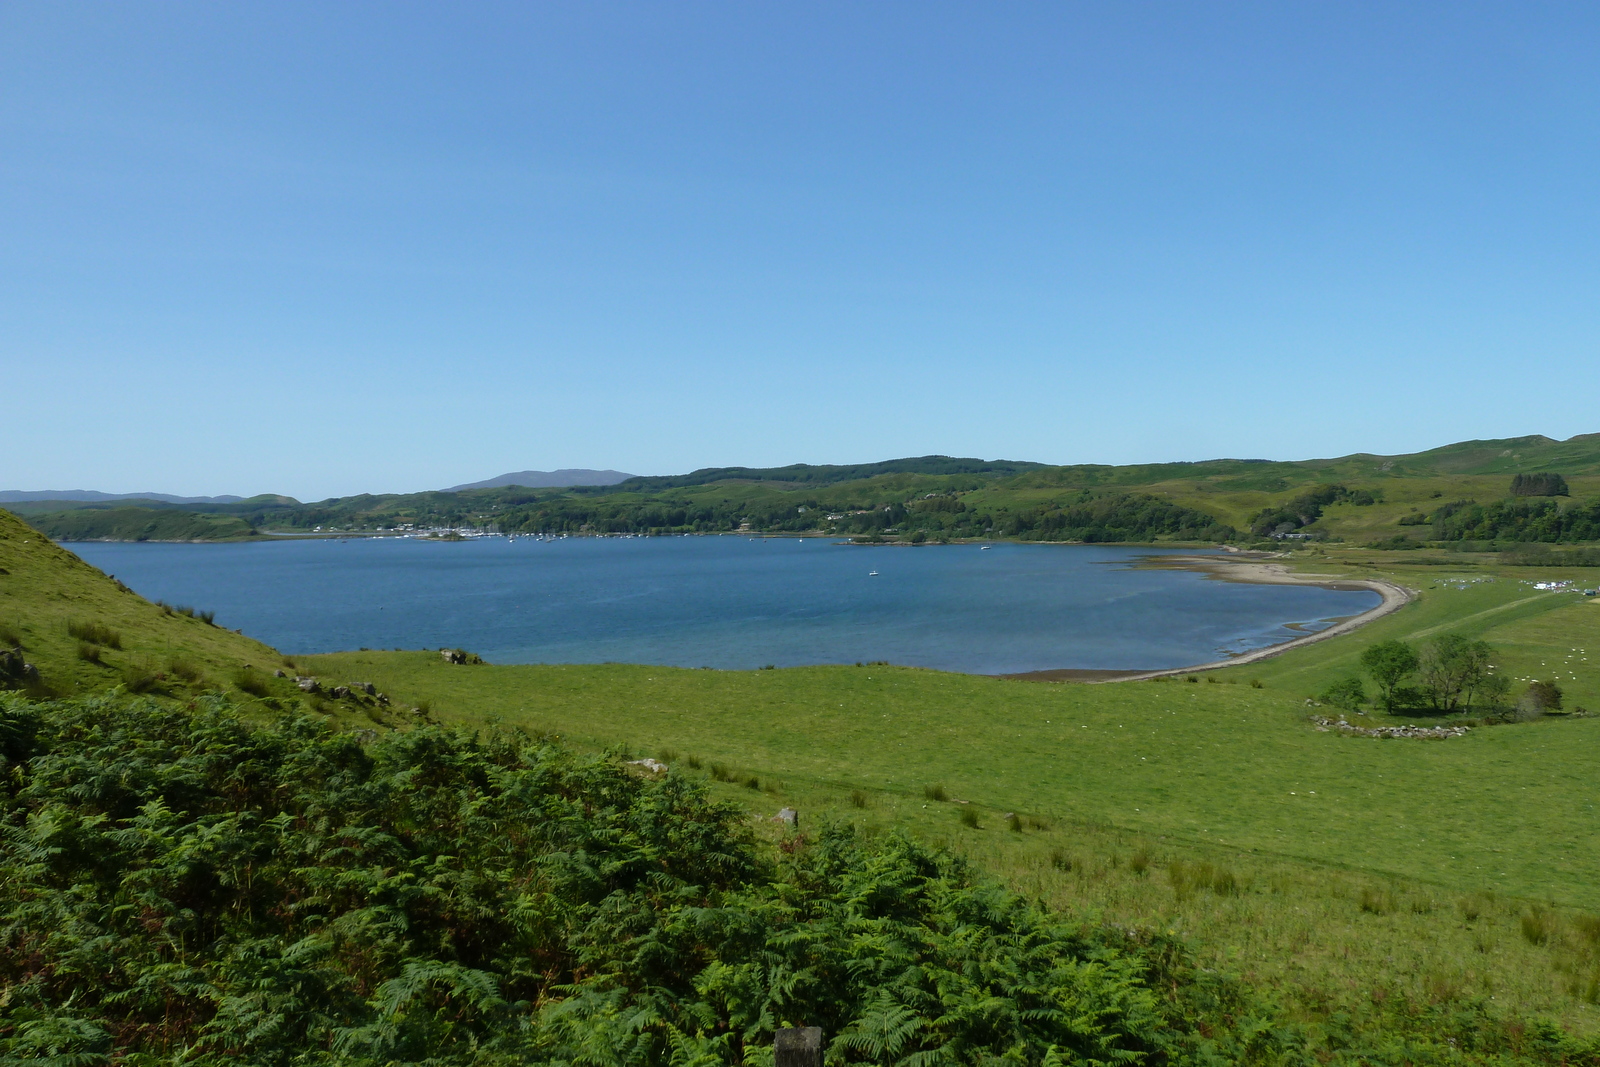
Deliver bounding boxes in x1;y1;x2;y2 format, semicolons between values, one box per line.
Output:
20;434;1600;544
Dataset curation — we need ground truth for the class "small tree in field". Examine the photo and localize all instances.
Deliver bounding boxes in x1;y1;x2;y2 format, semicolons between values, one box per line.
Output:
1360;640;1418;711
1417;634;1493;712
1475;671;1511;716
1519;680;1564;719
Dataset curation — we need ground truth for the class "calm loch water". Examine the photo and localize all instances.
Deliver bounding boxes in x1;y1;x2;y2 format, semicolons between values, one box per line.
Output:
67;536;1379;675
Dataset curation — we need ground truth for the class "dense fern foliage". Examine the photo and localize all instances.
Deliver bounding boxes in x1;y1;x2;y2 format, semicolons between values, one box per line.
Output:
0;694;1211;1066
4;695;1598;1066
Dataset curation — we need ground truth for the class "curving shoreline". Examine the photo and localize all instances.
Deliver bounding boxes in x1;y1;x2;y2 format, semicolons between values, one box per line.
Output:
1002;555;1414;684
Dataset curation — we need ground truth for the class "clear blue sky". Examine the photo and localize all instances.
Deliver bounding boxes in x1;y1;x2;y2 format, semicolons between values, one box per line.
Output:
5;2;1599;500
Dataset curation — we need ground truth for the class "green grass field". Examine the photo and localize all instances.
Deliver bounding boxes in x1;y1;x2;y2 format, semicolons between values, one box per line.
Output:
296;547;1600;1033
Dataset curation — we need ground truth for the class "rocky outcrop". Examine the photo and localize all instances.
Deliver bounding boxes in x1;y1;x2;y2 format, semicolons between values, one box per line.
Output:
1311;715;1470;739
0;648;39;687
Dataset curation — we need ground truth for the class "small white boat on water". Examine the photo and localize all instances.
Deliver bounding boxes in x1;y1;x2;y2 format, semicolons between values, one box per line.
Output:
869;570;879;576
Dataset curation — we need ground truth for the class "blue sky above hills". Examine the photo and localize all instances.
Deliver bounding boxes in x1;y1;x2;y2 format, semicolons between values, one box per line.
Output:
4;2;1599;499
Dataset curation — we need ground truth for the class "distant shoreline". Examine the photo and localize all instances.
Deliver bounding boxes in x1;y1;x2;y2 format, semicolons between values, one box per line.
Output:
1000;556;1414;684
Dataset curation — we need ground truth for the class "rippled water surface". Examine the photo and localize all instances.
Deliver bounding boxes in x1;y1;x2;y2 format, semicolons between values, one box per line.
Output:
67;537;1380;674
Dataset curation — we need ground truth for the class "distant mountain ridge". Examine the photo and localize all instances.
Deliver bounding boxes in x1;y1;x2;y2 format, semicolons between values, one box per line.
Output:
0;490;247;505
443;469;635;491
614;456;1046;492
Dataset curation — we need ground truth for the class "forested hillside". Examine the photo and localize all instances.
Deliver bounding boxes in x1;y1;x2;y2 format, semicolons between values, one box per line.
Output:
18;433;1600;546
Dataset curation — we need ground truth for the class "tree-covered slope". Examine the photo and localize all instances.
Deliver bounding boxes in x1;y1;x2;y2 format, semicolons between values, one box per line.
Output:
24;433;1600;545
23;504;258;542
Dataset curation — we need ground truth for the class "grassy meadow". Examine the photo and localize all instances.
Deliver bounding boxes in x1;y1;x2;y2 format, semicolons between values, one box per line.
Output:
297;545;1600;1034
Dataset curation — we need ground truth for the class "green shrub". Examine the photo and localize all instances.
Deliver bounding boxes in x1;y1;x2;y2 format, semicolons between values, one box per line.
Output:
923;783;949;802
76;641;102;663
67;619;121;648
1006;812;1023;832
849;789;869;809
1521;681;1564;716
1319;676;1366;712
958;806;980;829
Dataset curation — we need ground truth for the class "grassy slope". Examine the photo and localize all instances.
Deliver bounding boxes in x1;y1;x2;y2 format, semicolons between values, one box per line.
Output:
301;546;1600;1030
302;651;1600;1029
18;499;1600;1029
0;508;284;695
304;653;1600;907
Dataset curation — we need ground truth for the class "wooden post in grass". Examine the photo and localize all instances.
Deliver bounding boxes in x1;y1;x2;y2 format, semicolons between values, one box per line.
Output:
774;1026;823;1067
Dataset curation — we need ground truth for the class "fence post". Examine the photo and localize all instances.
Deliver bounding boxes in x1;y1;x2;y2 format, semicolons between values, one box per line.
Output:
774;1026;823;1067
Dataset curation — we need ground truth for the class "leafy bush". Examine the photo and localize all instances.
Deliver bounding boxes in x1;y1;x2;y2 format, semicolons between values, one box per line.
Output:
1319;676;1366;712
1520;680;1564;718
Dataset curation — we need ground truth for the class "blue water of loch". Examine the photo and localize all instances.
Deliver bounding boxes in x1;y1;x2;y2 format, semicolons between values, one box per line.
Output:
66;537;1380;675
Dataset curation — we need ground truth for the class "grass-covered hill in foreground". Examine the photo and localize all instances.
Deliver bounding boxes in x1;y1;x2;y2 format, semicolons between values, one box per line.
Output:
20;432;1600;545
0;508;279;696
